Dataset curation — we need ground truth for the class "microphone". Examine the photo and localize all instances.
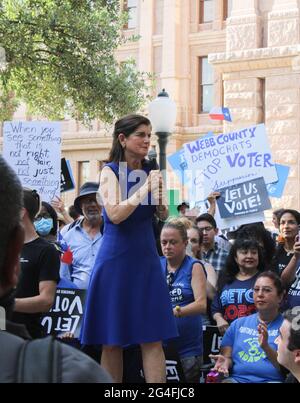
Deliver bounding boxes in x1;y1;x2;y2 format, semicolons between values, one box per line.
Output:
148;145;159;170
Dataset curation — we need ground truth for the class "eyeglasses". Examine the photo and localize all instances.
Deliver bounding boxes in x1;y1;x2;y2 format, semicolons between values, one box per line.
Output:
198;226;214;234
166;272;175;289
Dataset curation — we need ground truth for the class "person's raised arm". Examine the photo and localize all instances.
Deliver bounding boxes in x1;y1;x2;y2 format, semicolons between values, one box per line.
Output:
281;238;300;287
207;192;221;217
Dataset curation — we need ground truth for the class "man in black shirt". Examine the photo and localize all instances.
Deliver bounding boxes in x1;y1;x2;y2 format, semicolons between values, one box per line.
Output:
0;156;112;383
12;188;60;338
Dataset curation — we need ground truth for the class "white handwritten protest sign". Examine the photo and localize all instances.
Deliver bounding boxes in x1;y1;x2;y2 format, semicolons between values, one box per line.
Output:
217;177;271;218
3;121;61;202
184;124;278;203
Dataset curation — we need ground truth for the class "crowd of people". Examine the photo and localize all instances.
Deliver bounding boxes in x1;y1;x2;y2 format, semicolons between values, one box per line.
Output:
1;113;300;384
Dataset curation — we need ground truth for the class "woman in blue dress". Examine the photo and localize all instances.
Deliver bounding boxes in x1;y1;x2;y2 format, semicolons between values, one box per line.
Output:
80;114;177;382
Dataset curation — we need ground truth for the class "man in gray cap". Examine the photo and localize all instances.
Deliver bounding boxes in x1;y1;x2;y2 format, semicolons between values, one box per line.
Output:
60;182;103;289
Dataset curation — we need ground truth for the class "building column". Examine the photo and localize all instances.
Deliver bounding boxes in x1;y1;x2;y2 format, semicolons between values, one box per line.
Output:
160;0;190;127
268;0;300;46
226;0;262;51
137;0;154;74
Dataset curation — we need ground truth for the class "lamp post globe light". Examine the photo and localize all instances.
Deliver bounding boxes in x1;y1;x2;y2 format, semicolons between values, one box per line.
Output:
148;89;177;173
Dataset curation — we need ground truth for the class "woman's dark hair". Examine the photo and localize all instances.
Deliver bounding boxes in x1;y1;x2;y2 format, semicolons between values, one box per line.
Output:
217;238;265;291
278;209;300;226
273;209;285;225
108;114;151;162
234;223;276;269
40;201;58;236
23;188;40;222
255;271;285;296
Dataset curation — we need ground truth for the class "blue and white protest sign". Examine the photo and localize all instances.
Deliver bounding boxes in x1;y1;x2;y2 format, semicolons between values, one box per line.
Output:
216;177;272;219
267;164;290;198
167;132;214;185
3;121;62;202
167;148;189;185
184;124;278;202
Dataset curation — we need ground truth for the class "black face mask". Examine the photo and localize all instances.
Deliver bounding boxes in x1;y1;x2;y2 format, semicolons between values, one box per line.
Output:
0;288;16;321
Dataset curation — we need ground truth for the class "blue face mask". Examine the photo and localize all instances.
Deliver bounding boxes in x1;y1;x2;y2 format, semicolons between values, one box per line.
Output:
34;218;53;236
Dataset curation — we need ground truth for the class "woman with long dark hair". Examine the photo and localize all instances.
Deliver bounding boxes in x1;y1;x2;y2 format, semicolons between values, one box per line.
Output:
212;238;265;335
80;114;177;382
273;209;300;309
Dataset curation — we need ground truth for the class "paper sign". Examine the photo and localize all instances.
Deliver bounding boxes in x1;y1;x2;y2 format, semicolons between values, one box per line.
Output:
184;124;278;202
3;121;62;202
167;132;214;185
217;177;271;218
267;164;290;198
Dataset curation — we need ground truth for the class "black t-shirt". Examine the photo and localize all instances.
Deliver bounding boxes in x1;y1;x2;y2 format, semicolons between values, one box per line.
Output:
272;245;294;275
12;237;60;338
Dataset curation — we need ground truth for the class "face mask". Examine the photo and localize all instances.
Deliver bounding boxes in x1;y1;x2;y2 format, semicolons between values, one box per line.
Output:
34;218;53;236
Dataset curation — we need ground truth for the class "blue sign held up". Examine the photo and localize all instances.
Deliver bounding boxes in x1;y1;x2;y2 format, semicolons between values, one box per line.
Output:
267;164;290;198
217;177;271;219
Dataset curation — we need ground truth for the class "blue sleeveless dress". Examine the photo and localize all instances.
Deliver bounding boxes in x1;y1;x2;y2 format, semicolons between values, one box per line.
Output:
80;161;178;346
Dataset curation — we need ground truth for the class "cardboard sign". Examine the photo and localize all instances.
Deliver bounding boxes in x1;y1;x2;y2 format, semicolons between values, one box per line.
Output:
40;288;86;338
3;121;62;202
184;124;278;202
216;177;271;218
61;158;75;192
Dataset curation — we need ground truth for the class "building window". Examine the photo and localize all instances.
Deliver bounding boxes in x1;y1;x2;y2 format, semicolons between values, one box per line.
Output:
199;57;214;113
200;0;214;23
223;0;233;20
78;161;90;189
123;0;137;29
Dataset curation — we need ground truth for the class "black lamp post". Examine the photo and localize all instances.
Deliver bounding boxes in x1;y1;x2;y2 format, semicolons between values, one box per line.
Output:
148;89;176;176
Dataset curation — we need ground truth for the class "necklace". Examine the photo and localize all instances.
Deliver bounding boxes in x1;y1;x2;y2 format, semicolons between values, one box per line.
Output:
167;256;186;273
166;256;186;288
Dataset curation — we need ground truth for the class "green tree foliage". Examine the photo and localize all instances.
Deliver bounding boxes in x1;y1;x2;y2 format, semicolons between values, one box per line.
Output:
0;0;151;124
